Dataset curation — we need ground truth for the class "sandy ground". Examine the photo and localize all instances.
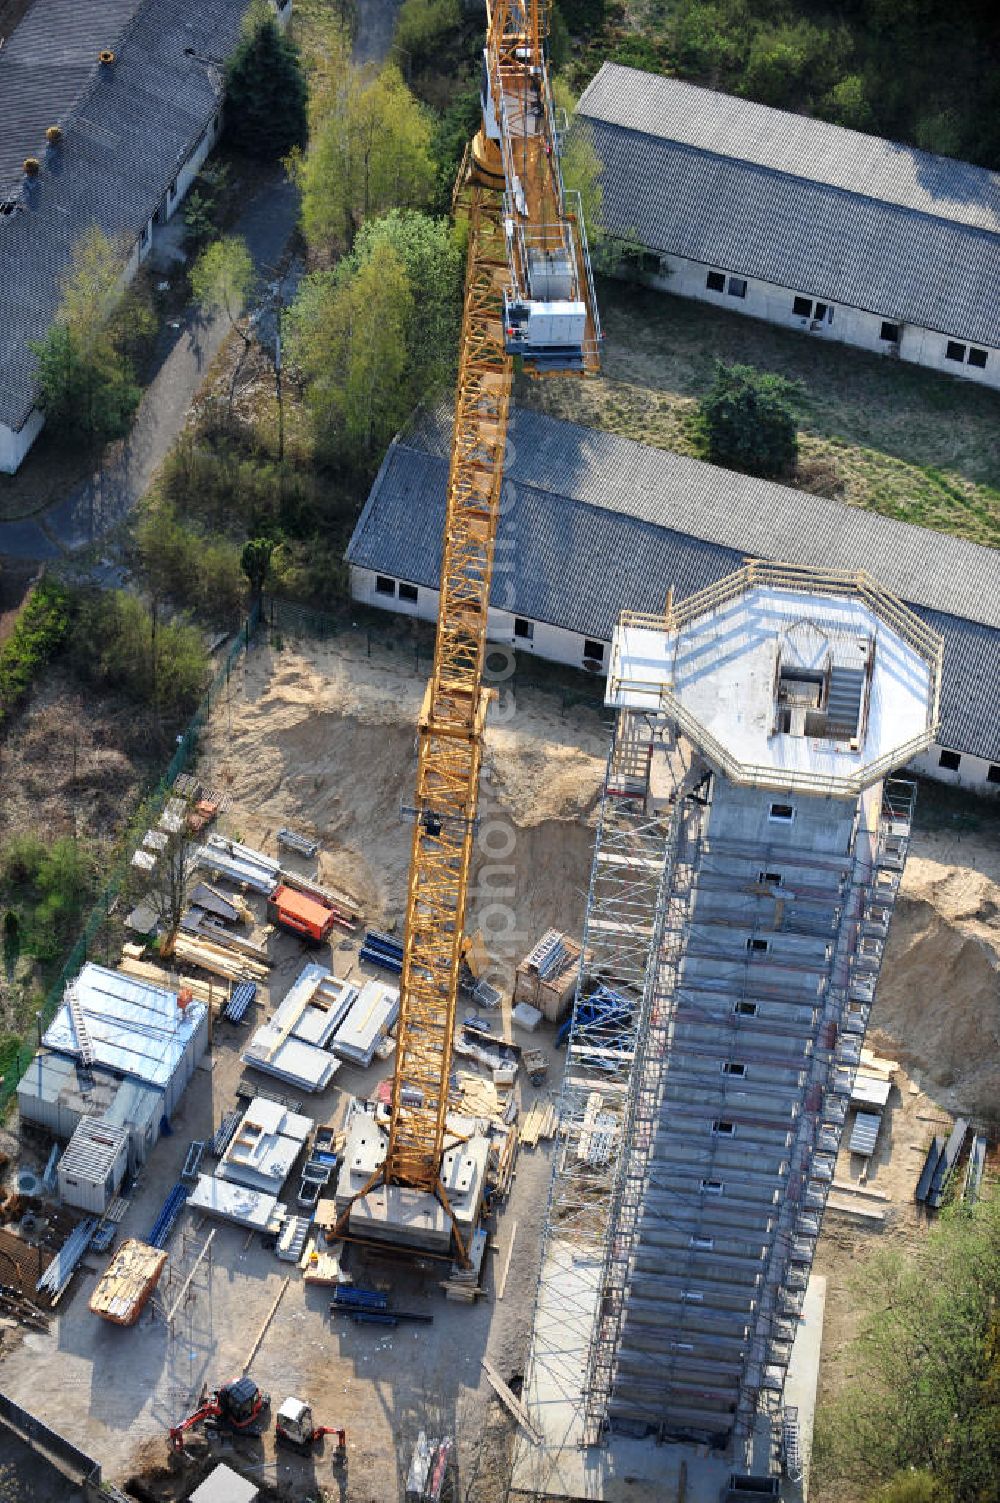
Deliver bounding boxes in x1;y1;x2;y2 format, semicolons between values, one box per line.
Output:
0;635;996;1502
0;635;607;1503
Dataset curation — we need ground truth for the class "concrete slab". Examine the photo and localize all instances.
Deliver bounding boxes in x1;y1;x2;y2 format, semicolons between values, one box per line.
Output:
782;1274;827;1501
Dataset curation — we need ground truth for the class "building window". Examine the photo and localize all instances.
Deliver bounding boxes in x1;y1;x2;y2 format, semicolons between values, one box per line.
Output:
375;575;396;597
723;1061;747;1077
938;749;961;771
514;617;534;641
727;276;747;299
168;177;178;201
706;270;726;292
968;348;989;369
987;764;1000;784
814;302;829;321
690;1236;714;1250
759;870;782;886
946;341;967;362
583;639;605;663
793;296;812;317
769;802;795;822
701;1178;724;1195
747;937;768;953
140;221;151;250
712;1120;736;1137
880;321;899;342
398;582;418;604
735;1000;758;1017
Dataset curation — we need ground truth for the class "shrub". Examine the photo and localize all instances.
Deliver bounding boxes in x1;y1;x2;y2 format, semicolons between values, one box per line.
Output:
70;589;208;720
395;0;462;68
0;577;70;725
698;361;801;478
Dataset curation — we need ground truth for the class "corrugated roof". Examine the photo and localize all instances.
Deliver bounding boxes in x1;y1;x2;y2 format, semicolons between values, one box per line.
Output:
346;407;1000;761
575;65;1000;349
578;66;1000;232
43;961;206;1090
0;0;253;431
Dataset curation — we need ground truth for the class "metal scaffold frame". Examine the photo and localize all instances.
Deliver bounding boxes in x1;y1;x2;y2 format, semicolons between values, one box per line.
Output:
521;709;699;1428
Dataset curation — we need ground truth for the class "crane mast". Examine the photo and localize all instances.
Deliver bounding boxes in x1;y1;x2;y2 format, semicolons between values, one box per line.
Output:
345;0;600;1253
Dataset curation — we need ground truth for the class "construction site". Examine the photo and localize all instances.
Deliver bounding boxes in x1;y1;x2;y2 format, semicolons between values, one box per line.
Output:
0;3;997;1502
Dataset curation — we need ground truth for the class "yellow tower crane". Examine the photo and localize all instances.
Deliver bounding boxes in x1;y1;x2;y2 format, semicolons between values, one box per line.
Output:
340;0;600;1257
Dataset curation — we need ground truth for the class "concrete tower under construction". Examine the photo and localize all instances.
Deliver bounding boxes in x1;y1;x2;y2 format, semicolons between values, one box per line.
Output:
514;563;942;1501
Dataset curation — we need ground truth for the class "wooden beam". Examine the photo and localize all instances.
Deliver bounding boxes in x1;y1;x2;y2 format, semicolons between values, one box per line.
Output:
166;1230;215;1325
481;1357;541;1445
497;1219;517;1300
243;1276;289;1374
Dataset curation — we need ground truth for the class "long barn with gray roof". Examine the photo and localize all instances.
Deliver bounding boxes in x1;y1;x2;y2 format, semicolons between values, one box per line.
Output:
0;0;291;474
574;64;1000;390
347;406;1000;793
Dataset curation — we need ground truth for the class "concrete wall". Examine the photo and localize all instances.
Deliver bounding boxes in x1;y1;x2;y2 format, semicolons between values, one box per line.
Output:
620;249;1000;391
910;742;1000;795
350;568;1000;794
0;408;45;475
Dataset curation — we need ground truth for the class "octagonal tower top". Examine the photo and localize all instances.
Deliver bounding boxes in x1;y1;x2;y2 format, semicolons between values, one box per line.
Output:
607;562;942;796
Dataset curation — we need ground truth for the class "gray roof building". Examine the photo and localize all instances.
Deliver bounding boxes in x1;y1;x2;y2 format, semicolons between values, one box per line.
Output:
0;0;254;433
575;64;1000;351
347;407;1000;763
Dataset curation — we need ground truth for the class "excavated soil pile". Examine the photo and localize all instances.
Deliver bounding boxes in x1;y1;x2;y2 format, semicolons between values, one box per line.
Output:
871;856;1000;1117
200;638;608;982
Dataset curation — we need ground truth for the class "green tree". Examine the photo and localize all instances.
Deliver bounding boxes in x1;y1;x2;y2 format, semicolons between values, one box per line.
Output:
394;0;461;71
350;209;462;394
71;589;208;720
224;4;307;158
31;226;141;449
191;236;257;413
297;62;436;251
287;210;460;461
287;240;413;456
814;1189;1000;1503
241;537;276;601
698;361;801;478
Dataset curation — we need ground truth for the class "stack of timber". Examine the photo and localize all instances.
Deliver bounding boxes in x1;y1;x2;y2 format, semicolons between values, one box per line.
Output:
520;1099;558;1148
489;1125;518;1200
513;930;586;1024
117;956;224;1008
89;1239;167;1325
170;932;269;983
441;1227;488;1302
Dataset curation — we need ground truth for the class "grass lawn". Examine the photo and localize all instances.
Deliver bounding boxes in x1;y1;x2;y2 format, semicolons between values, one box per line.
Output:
517;277;1000;548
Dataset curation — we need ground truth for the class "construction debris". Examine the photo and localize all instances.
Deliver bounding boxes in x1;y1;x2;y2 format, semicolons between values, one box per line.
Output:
89;1239;167;1326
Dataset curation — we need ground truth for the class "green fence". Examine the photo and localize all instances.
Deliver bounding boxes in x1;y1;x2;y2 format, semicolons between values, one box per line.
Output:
0;601;261;1117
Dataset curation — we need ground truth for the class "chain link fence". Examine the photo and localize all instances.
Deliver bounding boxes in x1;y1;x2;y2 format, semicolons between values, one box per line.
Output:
0;602;261;1118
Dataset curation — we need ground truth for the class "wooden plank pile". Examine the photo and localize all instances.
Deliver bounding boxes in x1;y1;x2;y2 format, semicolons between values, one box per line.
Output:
89;1239;167;1326
519;1099;558;1148
171;932;270;983
301;1236;349;1286
490;1126;518;1201
118;955;227;1007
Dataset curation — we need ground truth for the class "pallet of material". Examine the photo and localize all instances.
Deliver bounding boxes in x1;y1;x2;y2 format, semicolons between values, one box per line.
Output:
89;1239;167;1326
520;1101;558;1148
198;835;281;895
513;931;585;1023
301;1237;350;1286
171;932;269;983
441;1228;488;1301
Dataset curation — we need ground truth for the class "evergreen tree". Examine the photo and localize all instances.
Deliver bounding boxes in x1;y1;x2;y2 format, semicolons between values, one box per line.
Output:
698;361;801;479
224;10;307;159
